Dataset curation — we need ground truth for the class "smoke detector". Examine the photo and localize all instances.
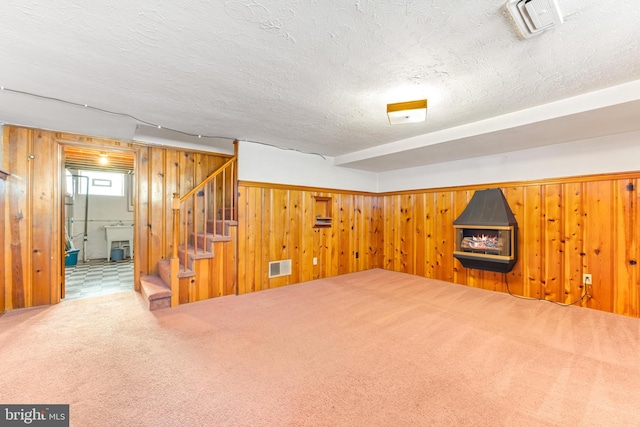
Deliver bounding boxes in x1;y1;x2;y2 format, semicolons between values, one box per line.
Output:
505;0;563;38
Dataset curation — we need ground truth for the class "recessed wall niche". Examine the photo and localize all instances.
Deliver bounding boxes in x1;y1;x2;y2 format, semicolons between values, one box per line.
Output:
313;196;332;228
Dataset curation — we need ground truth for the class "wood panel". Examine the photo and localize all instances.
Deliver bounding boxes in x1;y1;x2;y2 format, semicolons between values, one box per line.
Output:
543;184;563;302
241;176;640;317
434;192;454;283
5;127;30;309
178;276;191;305
328;194;340;277
381;175;640;318
223;226;237;296
289;190;303;284
383;195;398;271
503;187;525;296
0;170;6;313
399;194;413;274
136;146;151;289
270;188;288;288
583;181;614;312
210;242;224;298
193;258;210;300
424;194;437;280
337;193;352;275
2;125;232;310
237;186;258;293
5;124;640;319
237;183;384;294
31;131;58;306
523;186;542;298
370;196;384;269
149;148;166;275
613;179;638;316
301;192;314;282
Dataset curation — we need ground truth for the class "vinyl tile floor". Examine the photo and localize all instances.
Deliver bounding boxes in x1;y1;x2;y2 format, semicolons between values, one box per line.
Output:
64;258;134;300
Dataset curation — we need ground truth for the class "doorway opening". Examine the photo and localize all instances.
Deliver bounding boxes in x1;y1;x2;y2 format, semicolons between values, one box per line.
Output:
62;146;136;300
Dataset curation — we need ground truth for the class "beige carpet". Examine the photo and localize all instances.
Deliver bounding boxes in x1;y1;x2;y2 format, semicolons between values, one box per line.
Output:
1;269;640;426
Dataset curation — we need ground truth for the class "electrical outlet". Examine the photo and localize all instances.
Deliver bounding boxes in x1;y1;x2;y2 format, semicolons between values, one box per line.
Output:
355;252;359;259
583;273;592;285
313;257;317;265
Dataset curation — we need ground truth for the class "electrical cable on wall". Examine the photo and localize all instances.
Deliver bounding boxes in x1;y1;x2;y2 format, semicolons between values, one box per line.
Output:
0;85;327;160
503;273;590;307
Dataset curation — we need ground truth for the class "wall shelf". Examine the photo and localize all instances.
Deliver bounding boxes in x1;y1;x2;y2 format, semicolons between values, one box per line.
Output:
314;196;332;228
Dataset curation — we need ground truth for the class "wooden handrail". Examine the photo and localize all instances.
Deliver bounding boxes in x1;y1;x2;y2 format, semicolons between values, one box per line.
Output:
180;156;236;203
170;156;238;295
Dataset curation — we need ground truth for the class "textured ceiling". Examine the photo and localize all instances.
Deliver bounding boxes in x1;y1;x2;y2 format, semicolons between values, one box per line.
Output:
0;1;639;171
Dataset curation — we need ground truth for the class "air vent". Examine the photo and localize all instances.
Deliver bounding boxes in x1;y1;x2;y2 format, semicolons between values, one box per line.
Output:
268;259;292;278
505;0;563;39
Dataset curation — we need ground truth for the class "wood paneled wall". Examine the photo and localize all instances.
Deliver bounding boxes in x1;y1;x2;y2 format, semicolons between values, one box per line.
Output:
4;125;640;319
382;176;640;317
237;173;640;318
1;126;230;311
236;183;384;293
2;128;60;310
136;144;229;281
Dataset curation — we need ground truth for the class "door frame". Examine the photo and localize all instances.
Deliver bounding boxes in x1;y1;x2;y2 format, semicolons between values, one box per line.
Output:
0;169;9;314
57;137;140;302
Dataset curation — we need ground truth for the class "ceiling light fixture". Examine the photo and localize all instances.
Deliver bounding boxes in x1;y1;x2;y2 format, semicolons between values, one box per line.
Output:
99;152;109;165
387;99;427;125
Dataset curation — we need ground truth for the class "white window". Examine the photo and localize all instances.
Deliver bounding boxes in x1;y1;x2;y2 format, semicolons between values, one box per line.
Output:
78;170;125;197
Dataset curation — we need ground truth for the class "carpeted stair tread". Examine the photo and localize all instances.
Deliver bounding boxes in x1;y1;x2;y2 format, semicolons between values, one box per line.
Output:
178;245;214;261
140;275;171;301
158;259;194;282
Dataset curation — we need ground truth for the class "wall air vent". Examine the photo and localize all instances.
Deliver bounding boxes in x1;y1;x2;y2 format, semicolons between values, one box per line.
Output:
505;0;563;39
269;259;292;278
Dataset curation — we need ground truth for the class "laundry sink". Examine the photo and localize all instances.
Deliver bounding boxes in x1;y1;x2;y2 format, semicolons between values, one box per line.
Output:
104;225;134;261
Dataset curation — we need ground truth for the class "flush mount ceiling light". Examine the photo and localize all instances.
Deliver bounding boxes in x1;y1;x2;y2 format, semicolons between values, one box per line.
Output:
387;99;427;125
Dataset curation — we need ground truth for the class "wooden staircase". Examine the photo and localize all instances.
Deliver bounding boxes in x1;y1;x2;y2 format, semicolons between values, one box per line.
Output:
140;156;237;311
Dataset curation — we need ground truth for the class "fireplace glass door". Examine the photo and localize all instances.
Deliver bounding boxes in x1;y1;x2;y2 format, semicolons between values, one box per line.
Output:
454;225;514;261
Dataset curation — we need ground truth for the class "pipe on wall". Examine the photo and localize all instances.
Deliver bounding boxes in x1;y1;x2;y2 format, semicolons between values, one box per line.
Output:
70;174;89;262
